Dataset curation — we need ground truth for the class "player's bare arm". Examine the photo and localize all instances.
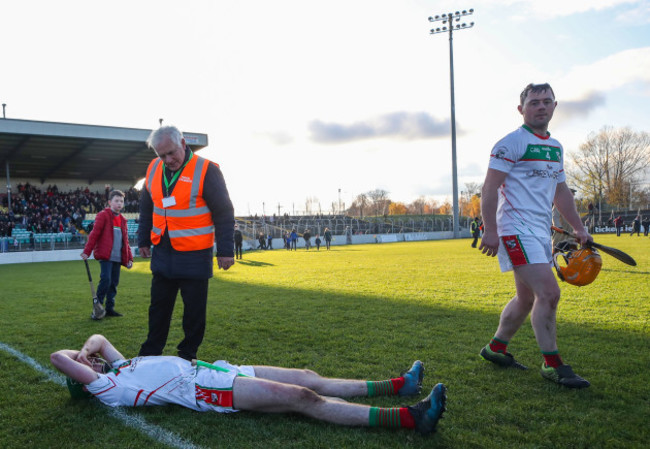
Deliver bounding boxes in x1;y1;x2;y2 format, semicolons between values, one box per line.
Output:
51;335;124;384
553;182;592;245
479;168;507;257
50;350;99;384
75;334;124;367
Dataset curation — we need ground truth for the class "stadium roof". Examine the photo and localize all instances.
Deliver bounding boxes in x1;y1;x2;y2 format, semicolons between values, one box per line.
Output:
0;118;208;186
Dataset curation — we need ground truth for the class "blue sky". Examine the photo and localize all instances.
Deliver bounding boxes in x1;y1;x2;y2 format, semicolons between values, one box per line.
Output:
2;0;649;215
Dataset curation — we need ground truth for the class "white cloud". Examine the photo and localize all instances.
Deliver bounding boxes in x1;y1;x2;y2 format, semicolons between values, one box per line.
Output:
485;0;641;19
559;47;650;95
616;2;650;24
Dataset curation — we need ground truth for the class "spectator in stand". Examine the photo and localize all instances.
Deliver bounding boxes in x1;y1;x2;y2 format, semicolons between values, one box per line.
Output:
0;183;117;240
81;190;134;317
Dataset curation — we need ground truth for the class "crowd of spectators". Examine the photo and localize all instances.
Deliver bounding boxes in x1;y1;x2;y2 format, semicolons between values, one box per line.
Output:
0;183;139;238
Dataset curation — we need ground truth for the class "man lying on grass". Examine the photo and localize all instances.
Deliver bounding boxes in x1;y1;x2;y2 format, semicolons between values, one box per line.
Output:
51;334;447;436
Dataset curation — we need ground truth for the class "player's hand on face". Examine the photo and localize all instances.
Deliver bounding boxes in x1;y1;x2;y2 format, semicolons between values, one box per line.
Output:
75;349;92;367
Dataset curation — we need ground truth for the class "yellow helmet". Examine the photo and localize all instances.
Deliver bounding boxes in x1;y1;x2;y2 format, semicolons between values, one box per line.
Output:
553;247;602;287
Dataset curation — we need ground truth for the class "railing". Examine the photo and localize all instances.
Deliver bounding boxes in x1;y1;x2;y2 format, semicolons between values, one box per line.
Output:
1;214;476;253
233;214;472;238
0;233;140;253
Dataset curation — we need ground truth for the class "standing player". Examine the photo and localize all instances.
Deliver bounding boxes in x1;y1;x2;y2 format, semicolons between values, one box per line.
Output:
478;83;592;388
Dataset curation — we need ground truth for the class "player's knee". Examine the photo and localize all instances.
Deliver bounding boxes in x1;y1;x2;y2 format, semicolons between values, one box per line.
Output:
300;368;321;380
290;385;323;405
538;289;561;309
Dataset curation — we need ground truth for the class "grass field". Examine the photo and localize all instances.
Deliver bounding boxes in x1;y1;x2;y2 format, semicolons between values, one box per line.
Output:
0;236;648;449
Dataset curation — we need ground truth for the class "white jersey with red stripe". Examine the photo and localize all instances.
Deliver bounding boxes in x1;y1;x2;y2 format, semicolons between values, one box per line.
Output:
85;356;255;412
488;125;565;238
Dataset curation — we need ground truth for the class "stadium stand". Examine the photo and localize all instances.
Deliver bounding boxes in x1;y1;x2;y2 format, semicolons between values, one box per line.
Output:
0;183;140;252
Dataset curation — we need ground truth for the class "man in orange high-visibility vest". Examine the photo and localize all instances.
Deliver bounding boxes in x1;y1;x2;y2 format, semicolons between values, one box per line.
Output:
138;125;235;361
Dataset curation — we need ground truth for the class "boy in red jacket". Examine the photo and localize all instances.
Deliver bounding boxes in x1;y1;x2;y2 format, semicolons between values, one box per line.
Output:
81;190;133;317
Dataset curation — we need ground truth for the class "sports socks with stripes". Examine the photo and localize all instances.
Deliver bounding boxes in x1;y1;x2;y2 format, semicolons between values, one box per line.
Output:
368;406;415;429
366;377;406;397
542;350;563;368
489;336;508;354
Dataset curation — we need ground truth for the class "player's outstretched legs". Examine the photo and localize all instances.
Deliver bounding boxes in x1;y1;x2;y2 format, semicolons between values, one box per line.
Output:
232;375;446;434
252;360;424;398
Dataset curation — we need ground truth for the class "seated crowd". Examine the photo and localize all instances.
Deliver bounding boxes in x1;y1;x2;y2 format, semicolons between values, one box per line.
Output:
0;183;139;238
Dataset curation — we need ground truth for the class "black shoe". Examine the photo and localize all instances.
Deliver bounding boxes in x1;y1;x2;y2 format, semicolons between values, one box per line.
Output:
540;364;590;389
105;309;123;317
480;345;528;370
408;383;447;435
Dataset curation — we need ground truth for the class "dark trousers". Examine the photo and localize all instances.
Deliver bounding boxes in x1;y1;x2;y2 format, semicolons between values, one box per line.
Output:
471;235;479;248
235;242;243;259
139;274;209;361
96;260;121;311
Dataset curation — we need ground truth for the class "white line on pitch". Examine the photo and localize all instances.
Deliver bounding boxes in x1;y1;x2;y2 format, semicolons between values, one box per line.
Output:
0;341;203;449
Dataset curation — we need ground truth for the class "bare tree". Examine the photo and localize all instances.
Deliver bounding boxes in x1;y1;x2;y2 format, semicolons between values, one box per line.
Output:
408;196;428;215
425;197;440;214
347;193;368;218
304;196;320;215
463;182;482;198
366;189;391;217
568;126;650;210
356;193;368;218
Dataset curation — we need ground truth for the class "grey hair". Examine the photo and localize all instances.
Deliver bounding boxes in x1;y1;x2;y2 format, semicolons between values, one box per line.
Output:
146;125;183;152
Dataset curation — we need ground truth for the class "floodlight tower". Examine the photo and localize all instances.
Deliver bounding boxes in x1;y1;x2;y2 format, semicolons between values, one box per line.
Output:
428;9;475;238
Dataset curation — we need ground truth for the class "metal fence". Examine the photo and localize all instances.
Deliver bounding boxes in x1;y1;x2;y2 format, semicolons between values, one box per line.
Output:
1;215;473;253
235;215;472;241
0;233;139;253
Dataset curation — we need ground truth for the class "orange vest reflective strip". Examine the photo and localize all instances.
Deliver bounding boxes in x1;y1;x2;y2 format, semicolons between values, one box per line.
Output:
145;154;215;251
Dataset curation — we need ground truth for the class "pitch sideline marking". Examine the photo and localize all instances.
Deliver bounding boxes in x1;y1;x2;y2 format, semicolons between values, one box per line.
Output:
0;341;203;449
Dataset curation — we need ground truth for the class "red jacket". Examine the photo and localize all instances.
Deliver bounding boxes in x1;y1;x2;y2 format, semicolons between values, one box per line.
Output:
83;208;133;266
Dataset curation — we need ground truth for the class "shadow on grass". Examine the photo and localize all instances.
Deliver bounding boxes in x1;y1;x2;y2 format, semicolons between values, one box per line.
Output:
235;259;276;267
0;260;648;449
600;267;650;275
